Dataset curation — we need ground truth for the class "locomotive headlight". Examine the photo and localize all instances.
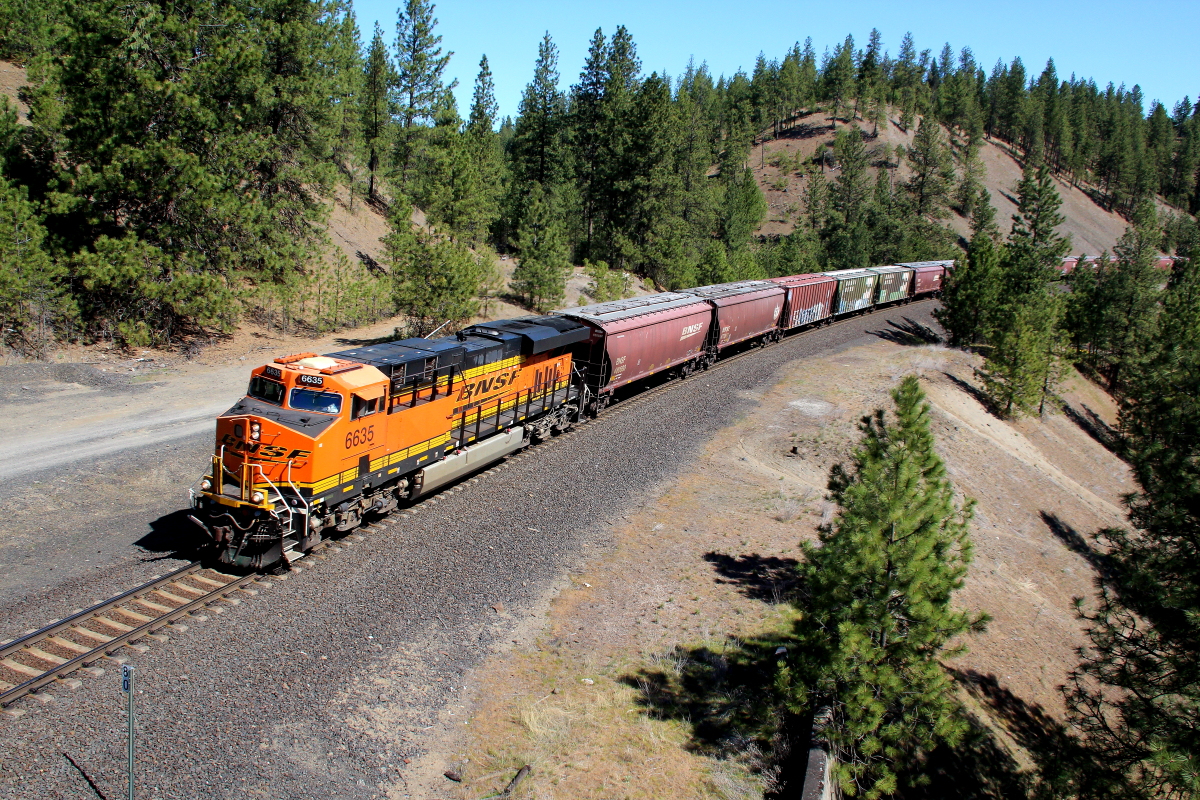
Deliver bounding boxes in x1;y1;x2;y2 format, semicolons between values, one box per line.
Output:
252;491;265;503
250;422;261;441
200;479;212;491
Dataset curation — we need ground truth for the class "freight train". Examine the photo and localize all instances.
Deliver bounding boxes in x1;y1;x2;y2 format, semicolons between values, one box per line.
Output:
189;261;953;569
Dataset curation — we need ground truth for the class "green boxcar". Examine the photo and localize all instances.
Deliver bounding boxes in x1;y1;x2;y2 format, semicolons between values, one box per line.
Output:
823;269;880;315
868;266;913;304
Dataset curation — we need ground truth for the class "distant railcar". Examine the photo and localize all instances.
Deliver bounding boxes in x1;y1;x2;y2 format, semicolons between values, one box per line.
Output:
868;266;913;304
679;281;786;350
824;269;880;314
769;274;837;329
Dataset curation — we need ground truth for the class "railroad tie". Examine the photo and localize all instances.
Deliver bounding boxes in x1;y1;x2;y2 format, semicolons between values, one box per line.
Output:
154;588;200;604
1;658;43;678
93;617;134;633
22;647;67;666
135;598;172;614
70;627;114;644
189;574;229;589
117;609;154;623
46;637;90;655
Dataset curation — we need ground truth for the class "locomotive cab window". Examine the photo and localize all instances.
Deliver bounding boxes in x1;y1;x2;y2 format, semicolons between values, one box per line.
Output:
289;388;343;415
352;394;379;419
248;376;284;405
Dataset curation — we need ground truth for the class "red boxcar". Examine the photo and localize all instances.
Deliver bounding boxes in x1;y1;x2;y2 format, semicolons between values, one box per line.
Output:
556;293;713;396
681;281;786;350
899;261;953;295
769;274;837;329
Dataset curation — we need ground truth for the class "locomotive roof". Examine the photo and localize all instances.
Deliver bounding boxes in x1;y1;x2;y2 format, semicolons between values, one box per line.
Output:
556;292;708;324
326;316;589;379
459;316;590;354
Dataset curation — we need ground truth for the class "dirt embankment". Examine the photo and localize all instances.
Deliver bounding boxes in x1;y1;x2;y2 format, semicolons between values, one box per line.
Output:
750;110;1137;257
422;330;1131;799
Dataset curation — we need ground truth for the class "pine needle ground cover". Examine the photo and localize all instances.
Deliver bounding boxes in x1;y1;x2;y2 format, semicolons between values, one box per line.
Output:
410;333;1133;800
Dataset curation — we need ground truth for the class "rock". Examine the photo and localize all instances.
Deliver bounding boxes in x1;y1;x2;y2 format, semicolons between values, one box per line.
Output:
443;769;462;782
580;678;594;685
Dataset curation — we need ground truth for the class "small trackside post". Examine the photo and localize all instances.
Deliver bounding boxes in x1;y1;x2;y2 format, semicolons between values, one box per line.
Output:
122;664;135;800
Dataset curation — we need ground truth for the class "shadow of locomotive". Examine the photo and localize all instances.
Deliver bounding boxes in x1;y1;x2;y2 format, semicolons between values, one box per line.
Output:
135;509;214;564
870;316;944;347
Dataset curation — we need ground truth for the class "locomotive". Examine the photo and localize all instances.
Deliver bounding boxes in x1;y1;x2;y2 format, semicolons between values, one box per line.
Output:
190;261;951;569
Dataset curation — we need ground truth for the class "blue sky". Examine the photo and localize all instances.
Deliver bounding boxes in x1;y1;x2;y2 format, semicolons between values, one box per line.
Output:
349;0;1200;122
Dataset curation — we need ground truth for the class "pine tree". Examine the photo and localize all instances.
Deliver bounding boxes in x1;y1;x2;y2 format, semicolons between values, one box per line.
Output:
509;32;564;189
361;23;395;200
393;0;453;191
1007;162;1070;295
583;260;629;303
0;178;70;355
511;183;570;311
936;233;1003;346
1066;251;1200;798
969;185;999;242
386;198;481;336
1101;198;1162;392
786;375;985;799
976;297;1058;418
719;167;767;251
904;116;956;220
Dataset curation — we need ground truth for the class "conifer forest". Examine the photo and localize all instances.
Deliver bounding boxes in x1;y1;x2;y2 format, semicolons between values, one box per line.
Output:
1;1;1199;797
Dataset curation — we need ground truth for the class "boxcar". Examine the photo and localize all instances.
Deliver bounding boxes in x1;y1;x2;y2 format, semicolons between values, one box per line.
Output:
824;269;879;315
769;274;838;329
898;261;953;296
680;281;786;350
557;293;713;400
868;266;913;304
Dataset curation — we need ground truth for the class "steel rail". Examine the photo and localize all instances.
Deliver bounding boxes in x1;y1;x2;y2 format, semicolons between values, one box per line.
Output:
0;565;257;707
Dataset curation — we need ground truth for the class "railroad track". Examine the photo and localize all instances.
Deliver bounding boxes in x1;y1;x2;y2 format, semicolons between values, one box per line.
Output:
0;563;259;709
0;299;934;713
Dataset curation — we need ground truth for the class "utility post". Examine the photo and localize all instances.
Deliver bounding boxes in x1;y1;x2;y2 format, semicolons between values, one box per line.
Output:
121;665;135;800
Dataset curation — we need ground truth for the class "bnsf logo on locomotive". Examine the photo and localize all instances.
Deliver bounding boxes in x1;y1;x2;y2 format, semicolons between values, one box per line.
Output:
221;433;311;461
679;323;704;341
457;369;519;402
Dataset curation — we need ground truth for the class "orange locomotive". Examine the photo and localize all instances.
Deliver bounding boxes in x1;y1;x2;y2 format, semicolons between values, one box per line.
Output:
190;318;591;568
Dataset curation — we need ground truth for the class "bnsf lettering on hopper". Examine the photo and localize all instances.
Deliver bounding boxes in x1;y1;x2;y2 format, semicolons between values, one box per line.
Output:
190;260;952;569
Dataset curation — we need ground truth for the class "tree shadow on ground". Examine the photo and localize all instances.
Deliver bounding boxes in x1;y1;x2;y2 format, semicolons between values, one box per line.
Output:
918;669;1092;800
1061;400;1124;459
703;552;799;604
1039;511;1110;575
943;371;996;412
622;633;807;798
870;316;944;346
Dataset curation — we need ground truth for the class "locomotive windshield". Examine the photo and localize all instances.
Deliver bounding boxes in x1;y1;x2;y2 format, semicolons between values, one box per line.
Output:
248;376;284;405
289;388;343;415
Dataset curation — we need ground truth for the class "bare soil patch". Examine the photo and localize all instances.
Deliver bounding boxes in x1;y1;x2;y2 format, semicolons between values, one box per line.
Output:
420;334;1131;798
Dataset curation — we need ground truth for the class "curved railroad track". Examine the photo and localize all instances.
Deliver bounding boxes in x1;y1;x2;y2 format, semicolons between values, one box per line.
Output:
0;299;935;712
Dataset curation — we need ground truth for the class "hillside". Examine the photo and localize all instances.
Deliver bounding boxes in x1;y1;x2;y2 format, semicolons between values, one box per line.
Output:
750;110;1138;256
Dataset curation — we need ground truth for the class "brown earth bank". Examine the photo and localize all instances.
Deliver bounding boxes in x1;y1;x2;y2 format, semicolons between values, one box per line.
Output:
408;327;1131;799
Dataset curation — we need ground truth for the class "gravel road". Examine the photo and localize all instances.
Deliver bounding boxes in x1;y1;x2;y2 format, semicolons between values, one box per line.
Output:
0;303;938;800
